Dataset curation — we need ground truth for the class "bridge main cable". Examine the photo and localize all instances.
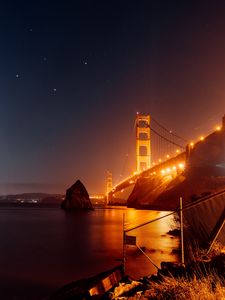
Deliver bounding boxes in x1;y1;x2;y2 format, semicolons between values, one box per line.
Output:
151;117;188;143
150;126;186;149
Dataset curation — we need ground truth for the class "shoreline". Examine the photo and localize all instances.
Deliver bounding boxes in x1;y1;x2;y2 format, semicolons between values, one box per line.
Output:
47;249;225;299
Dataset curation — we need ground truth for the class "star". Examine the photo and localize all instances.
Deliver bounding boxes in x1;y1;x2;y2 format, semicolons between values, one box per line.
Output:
29;28;33;32
84;61;88;65
53;88;57;92
16;74;19;78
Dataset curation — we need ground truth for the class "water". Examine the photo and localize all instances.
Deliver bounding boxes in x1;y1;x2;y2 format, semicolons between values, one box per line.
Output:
0;207;179;300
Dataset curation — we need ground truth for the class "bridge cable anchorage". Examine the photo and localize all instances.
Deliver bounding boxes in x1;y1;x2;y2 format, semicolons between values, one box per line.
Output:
150;127;186;150
151;117;188;142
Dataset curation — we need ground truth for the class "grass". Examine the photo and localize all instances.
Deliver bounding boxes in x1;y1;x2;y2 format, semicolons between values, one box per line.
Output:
142;275;225;299
109;243;225;299
142;243;225;299
109;274;225;299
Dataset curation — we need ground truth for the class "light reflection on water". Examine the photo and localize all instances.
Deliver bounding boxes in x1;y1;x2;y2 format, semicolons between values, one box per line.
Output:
0;207;179;300
124;209;179;277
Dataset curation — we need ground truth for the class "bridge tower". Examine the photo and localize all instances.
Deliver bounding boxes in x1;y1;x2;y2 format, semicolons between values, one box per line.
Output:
106;171;113;203
136;113;151;172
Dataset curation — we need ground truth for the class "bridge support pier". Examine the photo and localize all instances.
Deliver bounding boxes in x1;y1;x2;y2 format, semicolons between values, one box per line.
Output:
136;114;151;172
106;171;113;204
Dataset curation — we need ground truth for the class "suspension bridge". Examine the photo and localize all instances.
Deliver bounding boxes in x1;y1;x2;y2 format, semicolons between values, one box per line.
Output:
106;113;225;204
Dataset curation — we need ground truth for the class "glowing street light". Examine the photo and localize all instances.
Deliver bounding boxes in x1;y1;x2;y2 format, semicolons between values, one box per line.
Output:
178;163;185;170
166;167;171;173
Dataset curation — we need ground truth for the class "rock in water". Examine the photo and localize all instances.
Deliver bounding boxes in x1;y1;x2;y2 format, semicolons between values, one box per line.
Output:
61;180;93;210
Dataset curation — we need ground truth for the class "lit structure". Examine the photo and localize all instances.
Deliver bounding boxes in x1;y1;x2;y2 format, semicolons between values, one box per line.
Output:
136;113;151;172
107;114;225;202
106;171;113;203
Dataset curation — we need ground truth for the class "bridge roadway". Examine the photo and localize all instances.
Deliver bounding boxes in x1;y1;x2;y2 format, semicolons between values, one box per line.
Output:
108;151;186;201
108;114;225;204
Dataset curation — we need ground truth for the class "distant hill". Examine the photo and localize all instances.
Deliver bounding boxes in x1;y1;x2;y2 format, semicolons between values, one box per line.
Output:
0;193;64;204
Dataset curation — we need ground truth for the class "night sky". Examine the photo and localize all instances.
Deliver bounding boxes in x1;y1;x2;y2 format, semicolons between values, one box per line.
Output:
1;1;225;195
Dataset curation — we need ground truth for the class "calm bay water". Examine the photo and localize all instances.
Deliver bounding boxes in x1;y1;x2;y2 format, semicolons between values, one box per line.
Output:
0;207;179;300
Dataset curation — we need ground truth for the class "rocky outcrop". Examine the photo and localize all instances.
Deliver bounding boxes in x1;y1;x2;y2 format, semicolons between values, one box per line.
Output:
61;180;93;210
47;265;124;300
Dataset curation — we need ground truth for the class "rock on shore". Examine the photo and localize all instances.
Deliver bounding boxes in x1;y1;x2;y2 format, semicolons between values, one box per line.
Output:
61;180;93;210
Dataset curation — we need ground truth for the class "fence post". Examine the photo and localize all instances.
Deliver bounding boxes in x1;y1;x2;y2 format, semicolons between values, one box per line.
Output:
123;213;126;273
180;197;185;265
